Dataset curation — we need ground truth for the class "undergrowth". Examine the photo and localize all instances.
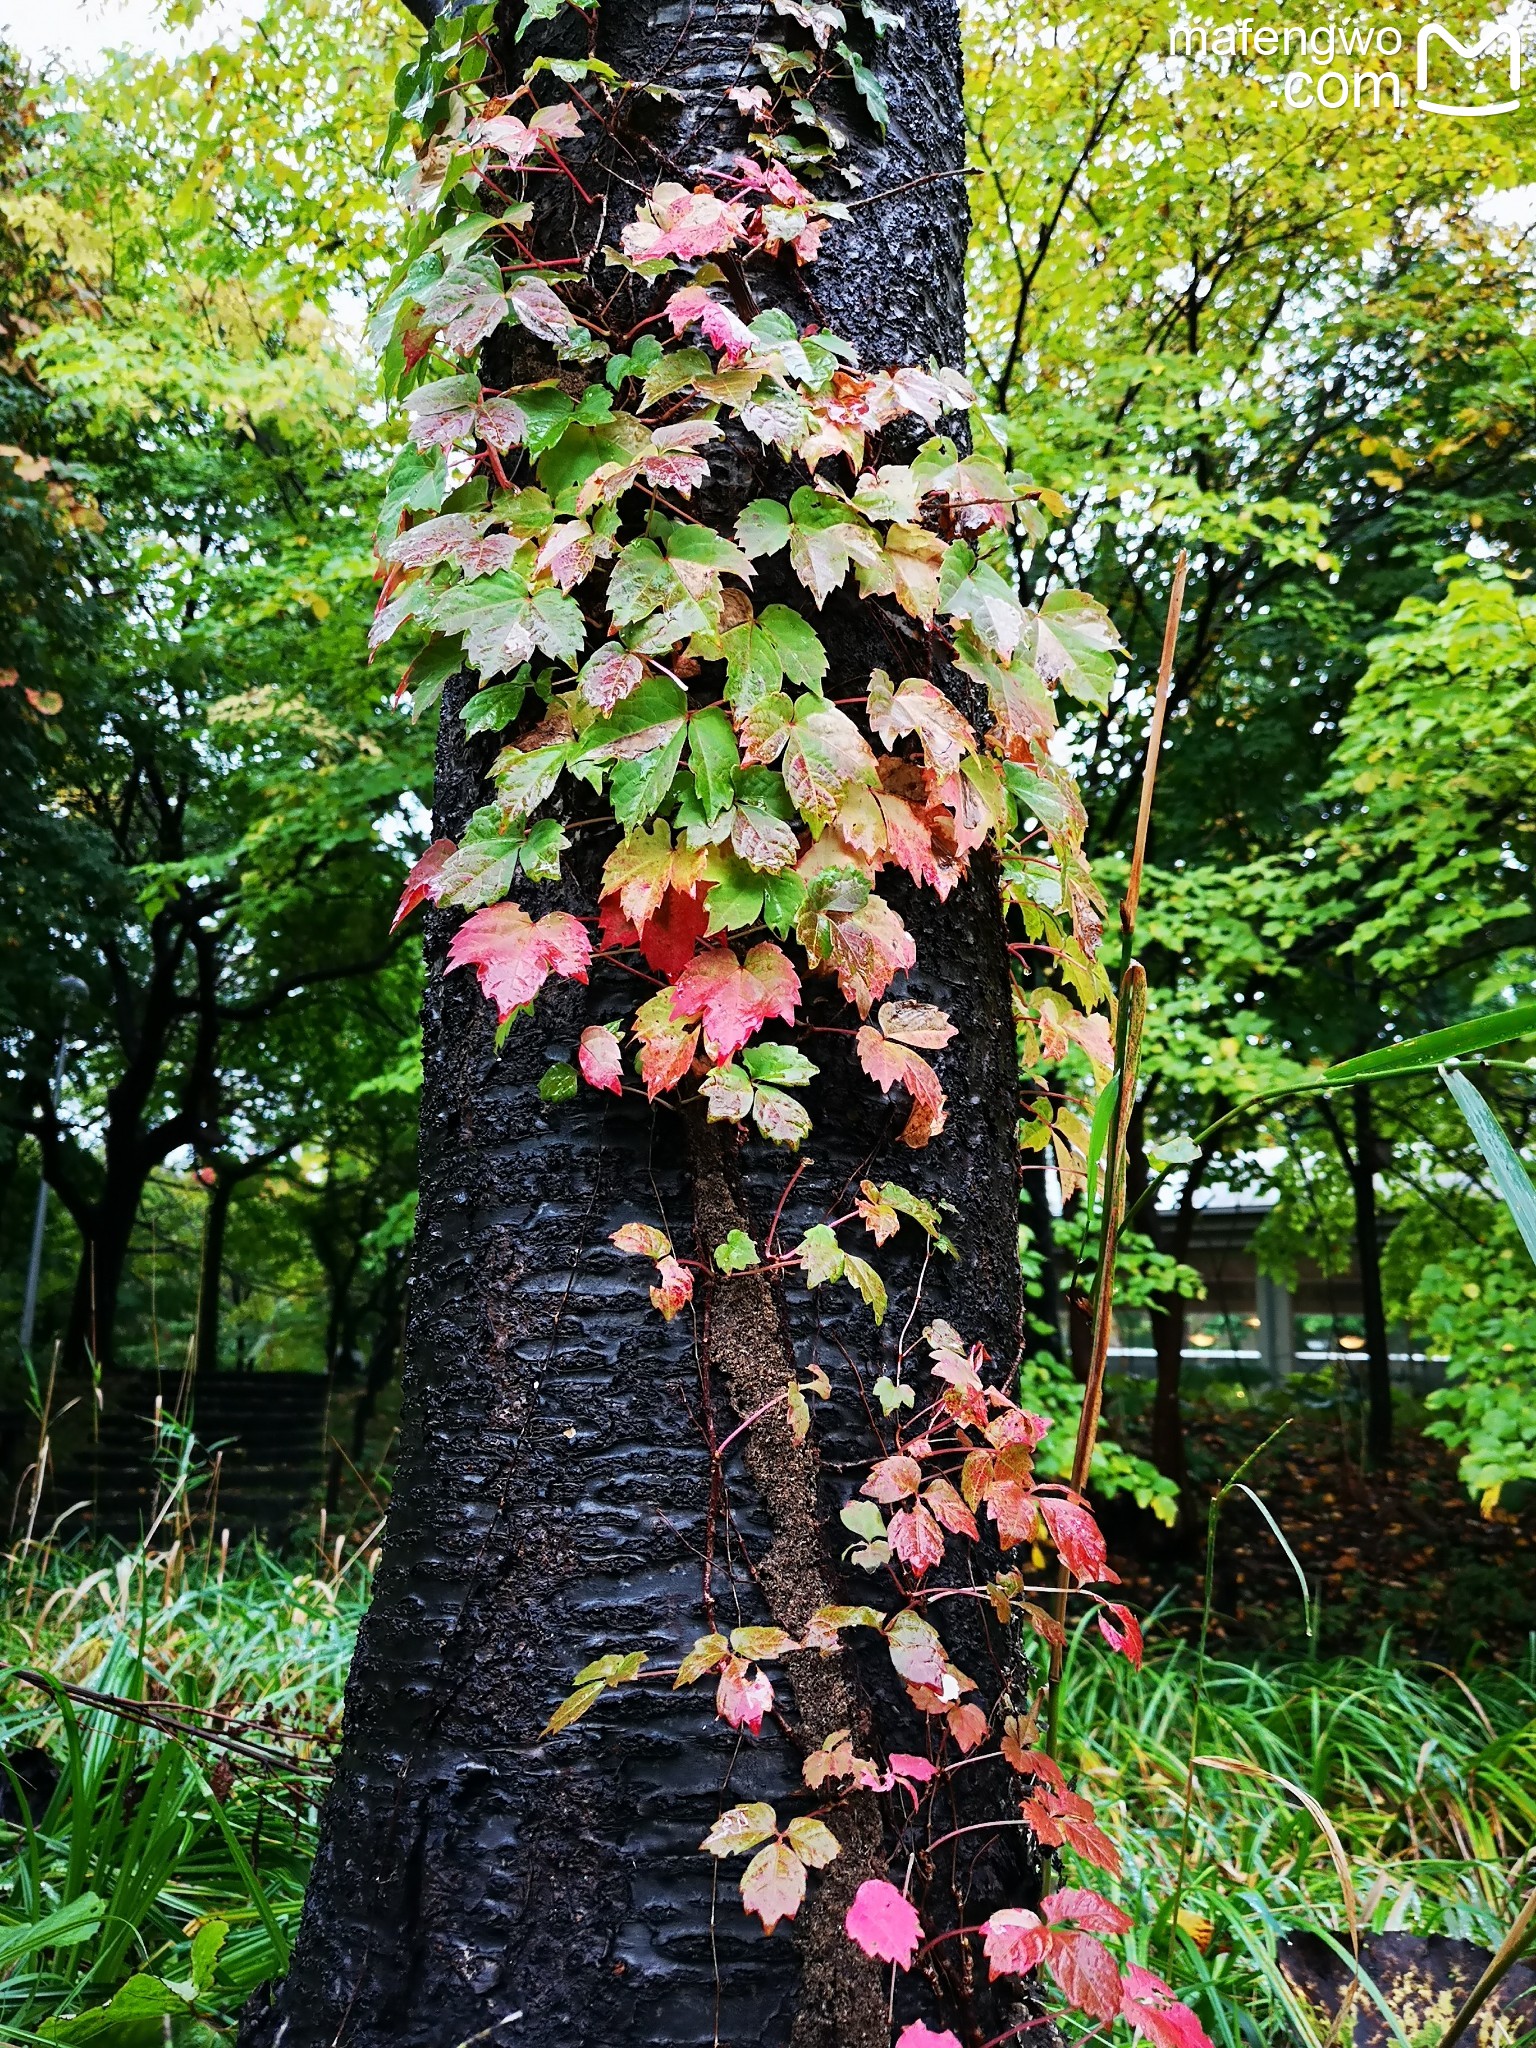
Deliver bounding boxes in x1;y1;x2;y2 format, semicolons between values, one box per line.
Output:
0;1538;1530;2040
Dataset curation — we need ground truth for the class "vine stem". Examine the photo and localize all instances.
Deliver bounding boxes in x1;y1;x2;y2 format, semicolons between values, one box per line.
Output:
1118;546;1187;976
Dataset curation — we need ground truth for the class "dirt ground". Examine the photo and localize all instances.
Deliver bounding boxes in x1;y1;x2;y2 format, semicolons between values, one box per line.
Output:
1097;1383;1536;1663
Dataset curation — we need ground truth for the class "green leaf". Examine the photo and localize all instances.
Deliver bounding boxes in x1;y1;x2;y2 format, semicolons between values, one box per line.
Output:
872;1374;915;1415
741;1042;818;1086
1442;1067;1536;1269
843;1254;887;1322
737;499;793;558
835;38;889;128
702;853;766;933
798;1222;845;1286
760;604;828;691
538;1062;579;1104
190;1919;228;1995
714;1228;761;1272
689;706;741;821
0;1895;104;1973
760;871;805;935
1314;1003;1536;1085
839;1498;886;1541
461;671;529;736
610;723;687;829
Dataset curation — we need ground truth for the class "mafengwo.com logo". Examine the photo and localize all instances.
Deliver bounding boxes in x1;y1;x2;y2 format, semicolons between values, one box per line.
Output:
1167;4;1527;115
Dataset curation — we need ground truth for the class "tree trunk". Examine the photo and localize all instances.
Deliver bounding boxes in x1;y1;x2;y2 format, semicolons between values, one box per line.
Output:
241;3;1032;2043
1350;1082;1393;1467
61;1163;146;1376
194;1174;234;1376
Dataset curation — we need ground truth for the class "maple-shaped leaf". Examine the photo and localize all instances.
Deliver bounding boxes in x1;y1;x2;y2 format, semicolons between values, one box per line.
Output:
393;838;457;929
1121;1966;1215;2048
726;82;773;117
666;285;756;362
671;941;799;1062
862;1454;921;1503
888;1504;945;1577
578;1025;624;1095
946;1700;989;1752
1033;589;1121;712
1048;1931;1123;2022
741;1839;805;1934
867;670;976;773
383;512;483;571
716;1655;773;1734
600;821;696;932
896;2026;962;2048
471;98;582;161
404;372;480;450
982;1908;1048;1979
446;904;591;1021
844;1879;923;1969
1000;1739;1067;1791
651;1255;694;1321
621;181;752;263
641;888;710;978
700;1801;778;1856
1097;1600;1143;1667
633;987;701;1098
1037;1496;1109;1585
1041;1888;1133;1935
677;1632;730;1688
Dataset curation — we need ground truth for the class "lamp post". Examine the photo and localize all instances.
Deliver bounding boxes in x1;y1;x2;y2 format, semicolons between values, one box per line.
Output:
18;975;89;1356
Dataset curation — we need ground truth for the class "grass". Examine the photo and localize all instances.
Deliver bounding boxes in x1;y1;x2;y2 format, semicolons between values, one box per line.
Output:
1060;1621;1536;2047
0;1532;1531;2041
0;1517;369;2043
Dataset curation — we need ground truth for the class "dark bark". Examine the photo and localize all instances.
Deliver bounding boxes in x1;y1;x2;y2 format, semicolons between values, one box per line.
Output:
1349;1083;1393;1467
242;2;1031;2043
194;1174;234;1375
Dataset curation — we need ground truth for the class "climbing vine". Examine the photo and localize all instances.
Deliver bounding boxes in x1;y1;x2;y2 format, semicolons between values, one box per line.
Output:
377;5;1207;2045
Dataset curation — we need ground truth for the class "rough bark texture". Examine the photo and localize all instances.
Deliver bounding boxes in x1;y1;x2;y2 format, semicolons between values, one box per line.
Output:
241;0;1032;2042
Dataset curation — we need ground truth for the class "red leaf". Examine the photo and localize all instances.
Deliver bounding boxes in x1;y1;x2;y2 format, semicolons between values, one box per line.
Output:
823;893;916;1016
1097;1601;1143;1668
1047;1931;1123;2022
1001;1741;1066;1793
716;1655;773;1735
946;1701;989;1752
577;1026;624;1095
1041;1888;1132;1934
640;888;709;978
650;1255;694;1322
844;1879;923;1969
393;839;457;929
923;1478;978;1541
888;1503;945;1577
671;941;799;1062
982;1907;1047;1979
446;904;592;1021
1122;1966;1215;2048
1037;1496;1109;1585
741;1839;806;1934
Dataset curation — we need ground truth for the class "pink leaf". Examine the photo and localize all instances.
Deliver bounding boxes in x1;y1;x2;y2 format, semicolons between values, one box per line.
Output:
1047;1931;1123;2023
621;181;752;263
1122;1967;1215;2048
861;1453;922;1503
1097;1601;1144;1667
1041;1888;1133;1934
982;1908;1047;1979
884;1608;946;1691
578;1026;623;1095
844;1879;923;1969
665;284;756;362
393;839;457;929
446;904;592;1021
923;1478;979;1541
716;1655;773;1735
1037;1496;1109;1585
888;1753;937;1785
896;2028;962;2048
740;1839;806;1934
670;941;799;1062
